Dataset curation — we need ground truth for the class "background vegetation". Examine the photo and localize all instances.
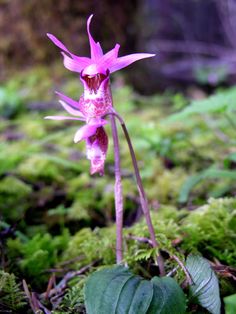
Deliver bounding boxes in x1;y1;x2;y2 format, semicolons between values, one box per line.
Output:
0;1;236;313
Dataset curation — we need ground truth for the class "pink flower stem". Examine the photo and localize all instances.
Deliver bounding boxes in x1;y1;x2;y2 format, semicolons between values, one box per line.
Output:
110;114;124;264
108;110;165;275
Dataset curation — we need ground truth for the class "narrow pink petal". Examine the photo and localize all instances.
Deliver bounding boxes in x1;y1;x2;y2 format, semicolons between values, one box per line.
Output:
56;91;81;110
47;33;75;57
47;33;91;64
99;44;120;69
44;116;84;121
62;52;88;73
87;15;103;60
88;118;108;127
74;124;98;143
58;100;85;117
47;34;70;52
110;53;156;73
96;42;104;55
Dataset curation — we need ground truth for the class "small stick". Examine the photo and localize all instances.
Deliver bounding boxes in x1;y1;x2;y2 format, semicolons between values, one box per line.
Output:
58;255;85;267
40;261;96;300
22;280;36;313
45;274;56;299
23;280;51;314
126;234;153;245
171;255;193;285
166;266;179;277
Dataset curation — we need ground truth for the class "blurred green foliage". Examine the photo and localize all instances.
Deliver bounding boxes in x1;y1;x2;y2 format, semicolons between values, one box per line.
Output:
0;176;32;221
1;67;236;312
165;87;236;202
224;293;236;314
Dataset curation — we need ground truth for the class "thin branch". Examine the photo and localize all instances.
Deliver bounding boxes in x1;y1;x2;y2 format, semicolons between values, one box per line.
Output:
155;39;235;57
45;274;56;299
126;234;153;245
166;266;179;277
23;280;37;313
171;255;193;286
216;0;236;50
23;280;52;314
40;261;96;300
160;58;236;81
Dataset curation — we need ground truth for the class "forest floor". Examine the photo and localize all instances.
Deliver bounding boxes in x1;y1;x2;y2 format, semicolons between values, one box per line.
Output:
0;65;236;313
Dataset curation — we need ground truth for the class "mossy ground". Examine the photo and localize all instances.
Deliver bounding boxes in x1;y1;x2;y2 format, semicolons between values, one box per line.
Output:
0;66;236;313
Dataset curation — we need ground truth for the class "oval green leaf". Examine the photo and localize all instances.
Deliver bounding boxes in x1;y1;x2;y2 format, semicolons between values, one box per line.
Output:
148;277;186;314
85;265;186;314
186;255;221;314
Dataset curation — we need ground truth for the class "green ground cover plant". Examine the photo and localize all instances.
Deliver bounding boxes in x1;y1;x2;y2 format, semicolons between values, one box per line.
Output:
0;65;236;313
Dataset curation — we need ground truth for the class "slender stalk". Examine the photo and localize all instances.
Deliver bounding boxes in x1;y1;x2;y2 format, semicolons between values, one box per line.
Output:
108;110;165;275
110;114;123;264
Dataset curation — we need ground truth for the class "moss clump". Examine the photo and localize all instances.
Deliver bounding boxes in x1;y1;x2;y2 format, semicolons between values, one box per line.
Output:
17;155;63;183
61;198;236;272
7;230;70;287
181;198;236;265
0;176;32;221
3;198;236;309
62;227;116;267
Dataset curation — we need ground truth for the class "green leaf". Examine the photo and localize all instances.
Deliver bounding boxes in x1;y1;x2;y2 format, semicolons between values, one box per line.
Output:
128;280;153;314
179;174;204;203
115;276;141;313
84;266;133;314
148;277;186;314
179;168;236;203
224;294;236;314
226;153;236;163
164;87;236;123
186;255;221;314
84;265;186;314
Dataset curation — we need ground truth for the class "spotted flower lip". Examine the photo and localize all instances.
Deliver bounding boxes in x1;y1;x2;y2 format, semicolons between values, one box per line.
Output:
45;100;108;175
47;14;155;76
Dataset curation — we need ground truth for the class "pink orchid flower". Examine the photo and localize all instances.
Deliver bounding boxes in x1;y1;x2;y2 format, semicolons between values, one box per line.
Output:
46;14;155;175
45;100;108;175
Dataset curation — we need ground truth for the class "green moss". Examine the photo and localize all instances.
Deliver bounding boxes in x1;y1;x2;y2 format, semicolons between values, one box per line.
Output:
61;198;236;274
62;227;116;267
0;176;32;221
17;155;63;182
181;198;236;265
7;230;70;287
67;174;91;197
68;200;91;221
0;142;28;175
3;197;236;308
19;115;47;139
